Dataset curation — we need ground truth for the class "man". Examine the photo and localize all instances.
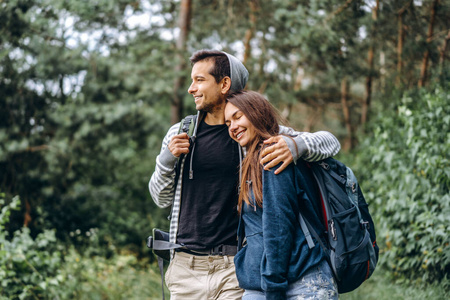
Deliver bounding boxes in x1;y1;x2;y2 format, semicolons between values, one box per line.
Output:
149;49;340;299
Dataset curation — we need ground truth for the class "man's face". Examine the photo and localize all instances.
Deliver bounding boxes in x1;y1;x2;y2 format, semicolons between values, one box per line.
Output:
188;60;225;112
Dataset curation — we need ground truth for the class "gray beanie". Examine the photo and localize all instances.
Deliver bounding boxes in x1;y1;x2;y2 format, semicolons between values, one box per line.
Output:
223;52;249;93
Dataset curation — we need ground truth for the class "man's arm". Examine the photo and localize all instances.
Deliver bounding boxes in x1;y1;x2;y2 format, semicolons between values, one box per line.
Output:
148;123;182;208
261;126;341;174
292;131;341;161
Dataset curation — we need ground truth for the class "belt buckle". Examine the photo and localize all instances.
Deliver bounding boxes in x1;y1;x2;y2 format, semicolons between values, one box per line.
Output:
209;245;223;256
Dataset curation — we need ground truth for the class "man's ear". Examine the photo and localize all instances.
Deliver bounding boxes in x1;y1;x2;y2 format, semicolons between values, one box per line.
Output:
221;76;232;94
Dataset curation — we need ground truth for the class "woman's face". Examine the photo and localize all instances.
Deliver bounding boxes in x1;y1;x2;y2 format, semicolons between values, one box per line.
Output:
224;102;256;147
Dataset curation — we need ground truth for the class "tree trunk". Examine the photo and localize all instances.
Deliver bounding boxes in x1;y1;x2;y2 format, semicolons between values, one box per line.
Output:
341;77;354;150
396;12;404;87
380;51;386;91
24;198;32;227
305;106;322;133
327;0;354;21
396;1;412;87
439;30;450;79
281;103;293;122
418;0;439;88
361;0;379;127
171;0;192;124
243;0;257;65
257;33;268;93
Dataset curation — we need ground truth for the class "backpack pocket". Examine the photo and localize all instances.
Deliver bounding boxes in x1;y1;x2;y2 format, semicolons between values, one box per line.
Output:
335;230;376;293
330;205;365;252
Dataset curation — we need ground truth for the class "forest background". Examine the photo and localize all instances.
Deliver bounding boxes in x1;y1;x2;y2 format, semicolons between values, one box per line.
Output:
0;0;449;299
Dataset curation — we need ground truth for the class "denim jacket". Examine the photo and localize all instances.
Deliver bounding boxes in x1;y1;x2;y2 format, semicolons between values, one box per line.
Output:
234;161;326;299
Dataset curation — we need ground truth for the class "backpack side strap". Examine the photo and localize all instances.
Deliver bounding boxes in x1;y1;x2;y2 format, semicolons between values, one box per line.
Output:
298;213;315;249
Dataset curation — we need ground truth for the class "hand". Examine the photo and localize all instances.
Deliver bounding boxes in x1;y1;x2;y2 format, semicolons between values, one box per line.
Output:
260;136;293;174
169;133;190;157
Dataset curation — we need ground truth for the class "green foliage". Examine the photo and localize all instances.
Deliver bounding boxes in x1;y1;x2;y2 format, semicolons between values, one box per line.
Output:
351;85;450;286
1;0;449;292
0;193;167;299
0;0;174;256
57;249;168;299
0;194;65;299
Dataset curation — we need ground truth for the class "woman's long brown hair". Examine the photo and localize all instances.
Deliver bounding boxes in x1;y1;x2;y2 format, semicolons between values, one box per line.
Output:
227;91;286;211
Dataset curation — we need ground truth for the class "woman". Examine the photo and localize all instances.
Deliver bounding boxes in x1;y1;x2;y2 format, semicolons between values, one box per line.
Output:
224;91;338;300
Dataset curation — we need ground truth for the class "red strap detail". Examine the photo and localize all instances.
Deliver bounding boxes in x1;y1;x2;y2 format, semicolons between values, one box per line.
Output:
319;193;327;230
365;260;370;280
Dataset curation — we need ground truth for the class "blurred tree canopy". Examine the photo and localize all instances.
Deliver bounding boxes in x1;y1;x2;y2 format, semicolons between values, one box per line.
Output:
0;0;448;263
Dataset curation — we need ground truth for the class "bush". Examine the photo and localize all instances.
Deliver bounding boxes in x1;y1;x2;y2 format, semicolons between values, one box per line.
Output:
0;195;67;299
58;249;167;299
0;194;165;299
352;86;450;286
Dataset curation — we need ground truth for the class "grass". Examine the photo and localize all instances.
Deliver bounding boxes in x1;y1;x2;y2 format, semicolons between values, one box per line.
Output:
340;268;449;300
59;251;170;300
143;264;449;300
60;252;449;300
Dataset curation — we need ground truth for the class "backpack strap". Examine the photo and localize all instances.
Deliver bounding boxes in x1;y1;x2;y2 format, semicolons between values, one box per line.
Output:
299;212;332;269
178;114;197;136
148;229;187;300
157;256;165;300
174;114;198;186
298;213;315;249
154;240;186;300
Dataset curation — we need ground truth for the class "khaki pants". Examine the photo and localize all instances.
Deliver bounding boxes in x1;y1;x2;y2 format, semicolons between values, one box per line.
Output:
165;251;243;300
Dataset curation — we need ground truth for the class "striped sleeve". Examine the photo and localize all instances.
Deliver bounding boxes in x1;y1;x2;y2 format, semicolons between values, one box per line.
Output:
278;126;341;162
148;122;181;208
298;131;341;161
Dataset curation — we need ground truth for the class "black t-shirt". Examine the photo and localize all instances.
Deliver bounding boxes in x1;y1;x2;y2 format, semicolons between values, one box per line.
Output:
177;120;240;250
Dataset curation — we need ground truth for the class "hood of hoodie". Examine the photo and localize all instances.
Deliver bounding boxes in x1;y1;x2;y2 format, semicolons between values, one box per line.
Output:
223;52;249;93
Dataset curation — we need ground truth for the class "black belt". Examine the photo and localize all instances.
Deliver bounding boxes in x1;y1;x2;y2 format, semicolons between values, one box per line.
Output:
176;244;237;256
